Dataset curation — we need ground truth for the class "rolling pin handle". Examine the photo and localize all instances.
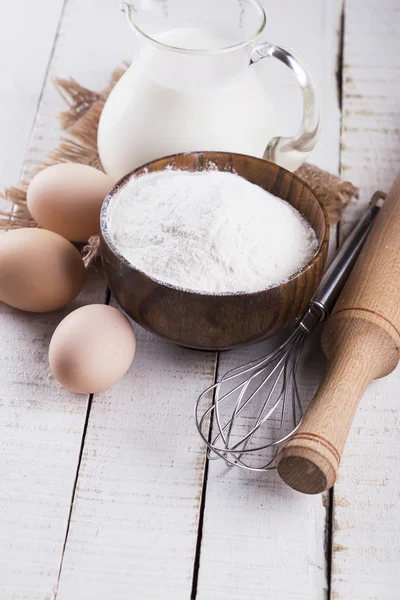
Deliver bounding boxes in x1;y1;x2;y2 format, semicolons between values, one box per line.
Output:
277;173;400;495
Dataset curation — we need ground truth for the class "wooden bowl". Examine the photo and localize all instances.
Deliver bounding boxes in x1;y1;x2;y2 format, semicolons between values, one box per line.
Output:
100;152;329;350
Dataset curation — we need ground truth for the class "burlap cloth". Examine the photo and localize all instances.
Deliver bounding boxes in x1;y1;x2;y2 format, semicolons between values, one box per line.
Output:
0;65;358;266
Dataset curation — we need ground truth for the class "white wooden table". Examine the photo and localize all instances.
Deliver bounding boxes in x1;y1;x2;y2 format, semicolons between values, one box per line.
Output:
1;1;399;598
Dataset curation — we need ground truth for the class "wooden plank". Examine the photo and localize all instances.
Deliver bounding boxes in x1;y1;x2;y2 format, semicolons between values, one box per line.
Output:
37;1;217;598
195;2;343;598
55;2;342;597
195;338;329;600
0;0;64;189
56;318;216;600
340;0;400;235
0;3;97;598
332;1;400;598
0;274;106;600
0;1;113;598
0;1;225;597
55;1;343;597
262;0;342;173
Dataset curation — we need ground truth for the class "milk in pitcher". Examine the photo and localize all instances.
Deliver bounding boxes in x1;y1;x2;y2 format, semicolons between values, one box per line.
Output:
98;27;277;180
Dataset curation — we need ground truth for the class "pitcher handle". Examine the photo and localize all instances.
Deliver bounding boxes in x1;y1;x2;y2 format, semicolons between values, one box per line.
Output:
250;43;320;171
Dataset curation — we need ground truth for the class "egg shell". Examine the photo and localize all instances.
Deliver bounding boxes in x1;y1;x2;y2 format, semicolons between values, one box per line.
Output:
27;163;113;242
49;304;136;394
0;228;85;312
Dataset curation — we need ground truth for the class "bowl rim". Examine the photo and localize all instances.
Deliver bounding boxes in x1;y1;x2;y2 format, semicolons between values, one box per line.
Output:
100;151;330;298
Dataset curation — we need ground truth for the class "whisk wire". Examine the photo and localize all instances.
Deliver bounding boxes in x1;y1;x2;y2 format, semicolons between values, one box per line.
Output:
194;328;308;471
194;199;382;471
212;341;292;452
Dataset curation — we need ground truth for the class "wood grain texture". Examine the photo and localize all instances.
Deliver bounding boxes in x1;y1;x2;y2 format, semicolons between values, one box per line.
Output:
55;1;342;596
0;0;64;191
101;152;329;350
3;0;398;597
195;336;330;599
0;273;105;600
277;173;400;494
0;2;217;599
332;1;400;598
0;2;102;598
195;1;344;597
57;317;216;600
0;0;140;595
277;319;399;494
57;1;341;598
0;0;131;597
30;1;216;598
340;0;400;235
260;0;342;174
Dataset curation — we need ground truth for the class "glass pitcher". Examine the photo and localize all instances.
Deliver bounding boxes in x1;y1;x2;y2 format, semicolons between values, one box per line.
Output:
98;0;319;181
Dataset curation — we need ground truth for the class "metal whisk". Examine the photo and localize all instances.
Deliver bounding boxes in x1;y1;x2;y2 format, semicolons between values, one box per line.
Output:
195;193;384;471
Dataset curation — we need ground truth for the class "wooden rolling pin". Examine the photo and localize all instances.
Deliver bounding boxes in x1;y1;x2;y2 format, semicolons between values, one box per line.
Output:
276;173;400;494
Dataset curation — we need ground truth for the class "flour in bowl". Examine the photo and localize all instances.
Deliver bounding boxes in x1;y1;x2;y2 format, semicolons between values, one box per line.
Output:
107;170;318;294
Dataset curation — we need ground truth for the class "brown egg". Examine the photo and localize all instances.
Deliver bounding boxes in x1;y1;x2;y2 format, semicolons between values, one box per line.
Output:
49;304;136;394
27;163;113;242
0;228;85;312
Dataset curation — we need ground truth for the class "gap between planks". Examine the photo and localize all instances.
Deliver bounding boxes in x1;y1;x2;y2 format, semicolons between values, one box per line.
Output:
190;352;219;600
325;2;347;598
332;1;400;598
3;1;344;598
54;286;110;596
26;2;102;596
21;2;218;598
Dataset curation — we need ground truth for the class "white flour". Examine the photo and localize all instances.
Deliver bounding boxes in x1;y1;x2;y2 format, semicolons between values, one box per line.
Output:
107;170;318;294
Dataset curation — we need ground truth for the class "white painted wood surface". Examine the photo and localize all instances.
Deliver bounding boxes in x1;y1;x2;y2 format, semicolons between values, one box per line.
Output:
195;2;343;598
332;1;400;599
196;338;329;600
0;275;104;600
57;320;216;600
0;0;399;598
0;1;134;597
261;0;342;174
0;0;64;189
0;13;109;593
0;3;96;598
56;2;342;599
